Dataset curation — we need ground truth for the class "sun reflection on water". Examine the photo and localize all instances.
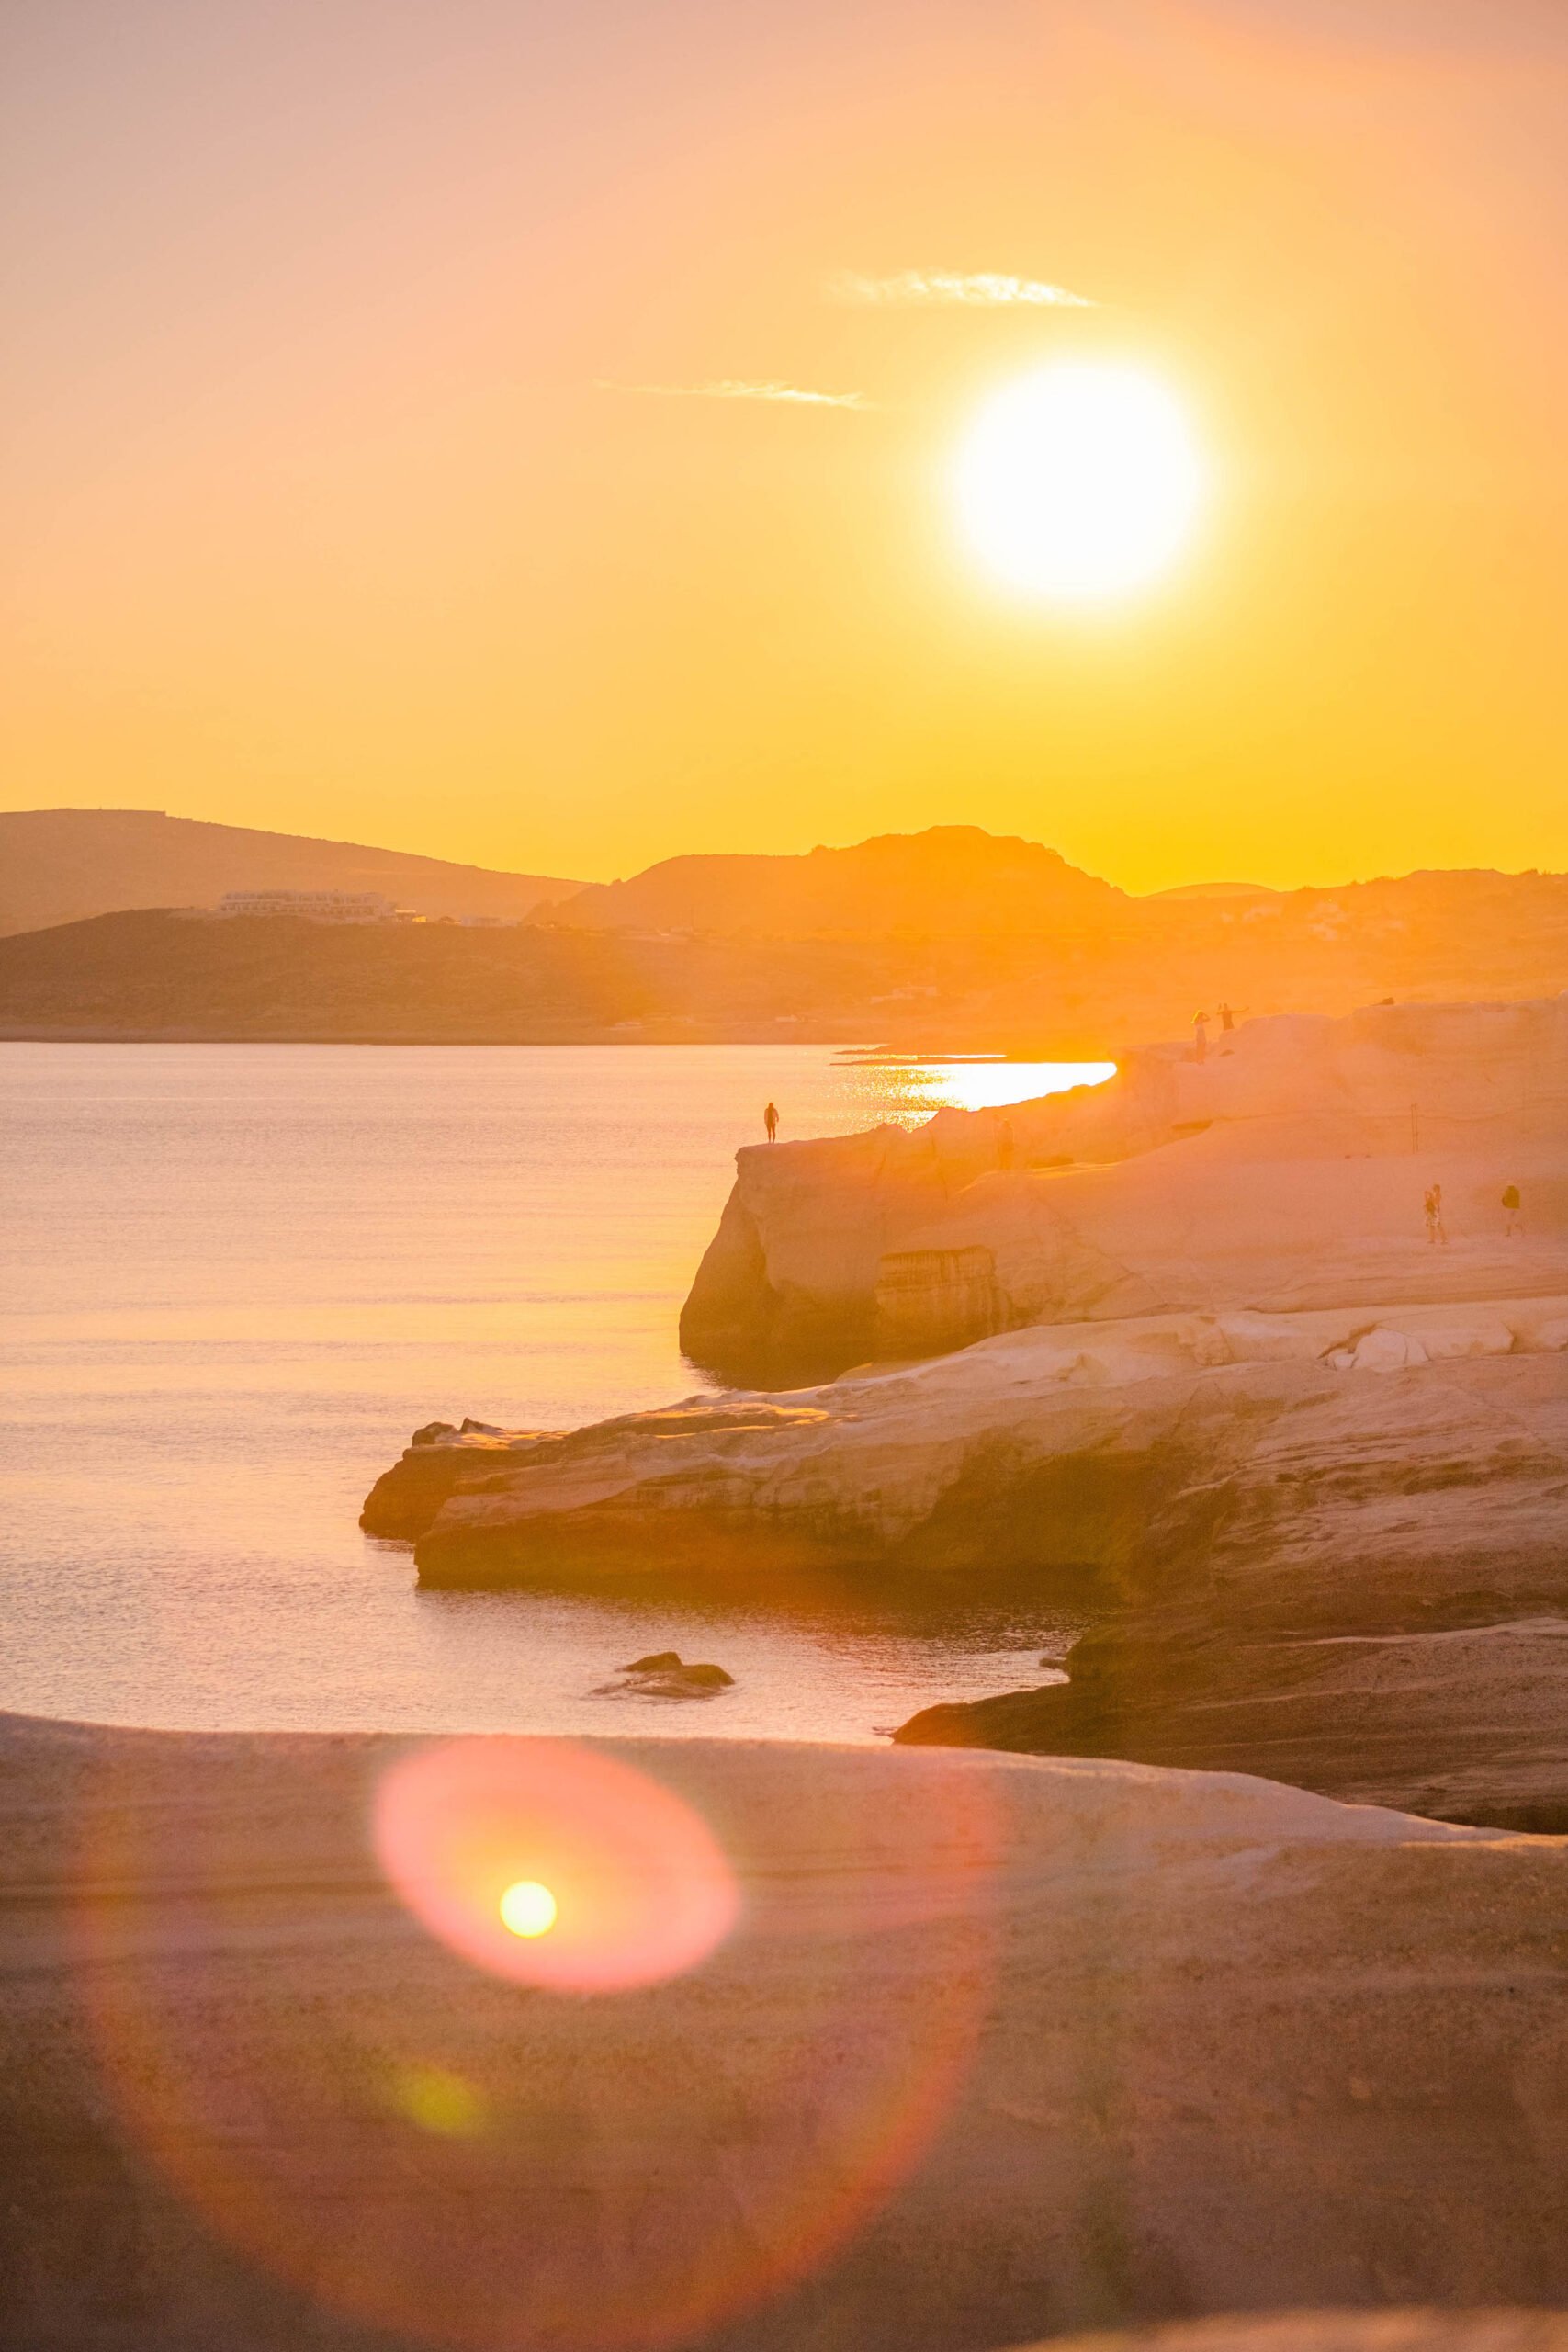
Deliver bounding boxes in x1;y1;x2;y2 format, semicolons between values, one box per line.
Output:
849;1057;1116;1119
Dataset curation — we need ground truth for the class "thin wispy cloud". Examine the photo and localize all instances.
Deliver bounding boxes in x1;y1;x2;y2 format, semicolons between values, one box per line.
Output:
598;379;870;408
828;270;1098;311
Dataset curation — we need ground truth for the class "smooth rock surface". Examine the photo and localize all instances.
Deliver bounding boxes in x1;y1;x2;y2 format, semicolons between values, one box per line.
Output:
1013;2319;1568;2352
3;1711;1567;2351
366;1308;1568;1823
891;1348;1568;1828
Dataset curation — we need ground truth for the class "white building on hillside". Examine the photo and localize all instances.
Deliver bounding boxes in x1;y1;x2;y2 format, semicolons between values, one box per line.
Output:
216;890;413;923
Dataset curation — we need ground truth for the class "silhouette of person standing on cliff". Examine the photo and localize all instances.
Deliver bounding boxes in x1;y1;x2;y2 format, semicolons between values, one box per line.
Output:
764;1101;779;1142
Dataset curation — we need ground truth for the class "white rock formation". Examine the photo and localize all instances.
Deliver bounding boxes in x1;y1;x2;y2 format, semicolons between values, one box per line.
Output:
680;999;1568;1374
364;999;1568;1825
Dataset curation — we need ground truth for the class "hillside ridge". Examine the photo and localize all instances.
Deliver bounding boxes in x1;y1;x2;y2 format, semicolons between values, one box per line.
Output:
0;808;585;936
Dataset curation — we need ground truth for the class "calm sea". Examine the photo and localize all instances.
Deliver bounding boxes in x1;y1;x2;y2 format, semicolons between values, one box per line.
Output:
1;1044;1109;1743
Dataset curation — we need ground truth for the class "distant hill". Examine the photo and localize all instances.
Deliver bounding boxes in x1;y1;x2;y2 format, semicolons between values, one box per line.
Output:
0;809;584;937
4;852;1566;1050
540;827;1128;939
0;912;675;1042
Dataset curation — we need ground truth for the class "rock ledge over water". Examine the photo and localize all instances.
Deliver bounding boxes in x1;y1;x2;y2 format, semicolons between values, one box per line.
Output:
367;1001;1568;1826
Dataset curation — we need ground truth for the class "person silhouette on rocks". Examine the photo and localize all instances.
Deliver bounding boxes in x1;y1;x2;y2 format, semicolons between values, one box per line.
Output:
764;1101;779;1142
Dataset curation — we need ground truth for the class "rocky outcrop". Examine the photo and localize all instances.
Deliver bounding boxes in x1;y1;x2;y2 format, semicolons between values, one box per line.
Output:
892;1340;1568;1828
679;999;1568;1379
360;1421;561;1538
366;1300;1568;1824
5;1709;1568;2350
367;1000;1568;1824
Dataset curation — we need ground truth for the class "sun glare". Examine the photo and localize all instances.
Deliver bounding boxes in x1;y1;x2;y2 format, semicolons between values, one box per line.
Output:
499;1878;558;1938
954;362;1204;601
374;1737;739;1992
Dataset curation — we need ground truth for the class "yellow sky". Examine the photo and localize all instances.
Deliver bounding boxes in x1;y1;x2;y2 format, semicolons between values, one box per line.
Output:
3;0;1566;891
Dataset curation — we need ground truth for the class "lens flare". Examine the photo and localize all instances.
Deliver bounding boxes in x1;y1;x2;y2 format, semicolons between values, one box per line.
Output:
78;1733;1002;2352
500;1878;558;1937
374;1738;739;1993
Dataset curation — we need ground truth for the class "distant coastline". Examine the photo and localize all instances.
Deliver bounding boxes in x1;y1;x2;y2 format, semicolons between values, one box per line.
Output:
5;817;1566;1053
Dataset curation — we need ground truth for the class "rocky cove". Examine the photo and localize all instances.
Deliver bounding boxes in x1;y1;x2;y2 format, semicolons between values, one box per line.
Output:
366;997;1568;1829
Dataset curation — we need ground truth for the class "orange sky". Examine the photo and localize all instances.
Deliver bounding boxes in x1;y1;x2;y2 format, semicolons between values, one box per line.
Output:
3;0;1566;892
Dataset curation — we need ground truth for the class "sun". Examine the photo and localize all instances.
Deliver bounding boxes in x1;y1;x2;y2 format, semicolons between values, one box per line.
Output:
953;362;1204;601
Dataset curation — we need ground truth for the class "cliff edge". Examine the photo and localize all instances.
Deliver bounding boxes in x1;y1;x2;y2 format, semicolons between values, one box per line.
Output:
679;998;1568;1378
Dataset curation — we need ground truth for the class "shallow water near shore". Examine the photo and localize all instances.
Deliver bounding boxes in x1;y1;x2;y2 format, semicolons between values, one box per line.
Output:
1;1043;1100;1741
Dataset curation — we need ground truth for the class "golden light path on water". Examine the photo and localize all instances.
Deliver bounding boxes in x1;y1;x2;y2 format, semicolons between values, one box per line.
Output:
863;1057;1117;1115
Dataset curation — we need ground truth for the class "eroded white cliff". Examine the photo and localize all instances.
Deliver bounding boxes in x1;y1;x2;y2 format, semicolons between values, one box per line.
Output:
680;998;1568;1373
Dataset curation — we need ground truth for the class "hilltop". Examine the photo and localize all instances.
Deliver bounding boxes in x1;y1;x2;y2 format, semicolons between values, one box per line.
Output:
542;826;1128;939
0;808;584;937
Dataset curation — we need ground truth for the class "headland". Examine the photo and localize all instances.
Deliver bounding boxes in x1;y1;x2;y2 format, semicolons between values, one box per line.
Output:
367;998;1568;1826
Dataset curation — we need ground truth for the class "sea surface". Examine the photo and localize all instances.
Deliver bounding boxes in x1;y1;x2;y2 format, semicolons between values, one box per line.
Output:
1;1044;1111;1743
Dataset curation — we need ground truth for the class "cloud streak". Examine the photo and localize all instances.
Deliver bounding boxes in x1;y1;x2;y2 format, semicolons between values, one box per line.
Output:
598;378;870;408
828;269;1098;311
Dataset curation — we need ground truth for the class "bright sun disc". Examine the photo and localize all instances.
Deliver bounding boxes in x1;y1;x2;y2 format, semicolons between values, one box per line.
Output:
954;362;1203;600
499;1878;558;1937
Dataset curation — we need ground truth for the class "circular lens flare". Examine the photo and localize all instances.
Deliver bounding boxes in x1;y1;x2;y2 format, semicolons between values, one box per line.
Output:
954;361;1203;600
500;1878;558;1938
80;1733;1003;2352
374;1738;739;1993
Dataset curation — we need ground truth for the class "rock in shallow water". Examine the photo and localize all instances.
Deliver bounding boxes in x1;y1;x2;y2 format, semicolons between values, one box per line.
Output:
609;1653;736;1699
